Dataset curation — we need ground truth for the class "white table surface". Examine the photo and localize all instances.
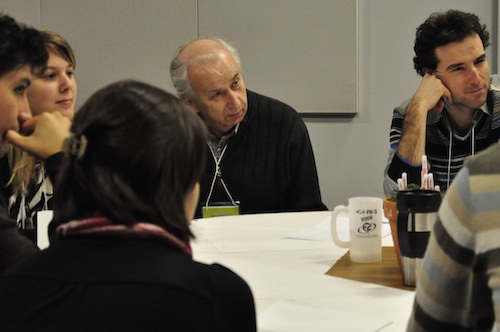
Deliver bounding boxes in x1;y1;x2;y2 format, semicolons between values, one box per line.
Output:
190;211;415;332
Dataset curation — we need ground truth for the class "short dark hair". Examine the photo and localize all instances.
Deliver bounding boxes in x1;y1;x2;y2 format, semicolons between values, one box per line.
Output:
0;14;48;77
52;80;207;240
413;9;490;76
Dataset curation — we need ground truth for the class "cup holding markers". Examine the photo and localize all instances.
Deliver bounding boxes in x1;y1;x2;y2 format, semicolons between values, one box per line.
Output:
393;155;443;285
331;197;383;263
396;156;440;192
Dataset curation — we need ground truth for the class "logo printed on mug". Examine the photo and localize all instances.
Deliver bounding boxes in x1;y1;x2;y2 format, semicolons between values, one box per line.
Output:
358;222;376;235
358;210;378;236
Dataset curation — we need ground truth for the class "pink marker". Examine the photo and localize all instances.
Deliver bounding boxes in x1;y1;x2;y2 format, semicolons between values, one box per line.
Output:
421;155;428;188
398;178;404;191
428;173;434;190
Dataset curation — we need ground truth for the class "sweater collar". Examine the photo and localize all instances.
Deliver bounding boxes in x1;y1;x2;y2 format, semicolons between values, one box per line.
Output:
56;217;192;256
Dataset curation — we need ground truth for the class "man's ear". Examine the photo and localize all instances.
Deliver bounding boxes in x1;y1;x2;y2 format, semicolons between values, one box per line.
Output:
422;67;433;75
180;95;199;113
179;95;191;105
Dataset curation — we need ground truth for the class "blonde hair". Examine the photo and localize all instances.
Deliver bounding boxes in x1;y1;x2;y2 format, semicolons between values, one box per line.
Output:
40;29;76;69
8;30;76;194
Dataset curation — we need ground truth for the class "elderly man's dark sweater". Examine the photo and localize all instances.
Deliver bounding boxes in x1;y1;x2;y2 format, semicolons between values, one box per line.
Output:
196;90;327;218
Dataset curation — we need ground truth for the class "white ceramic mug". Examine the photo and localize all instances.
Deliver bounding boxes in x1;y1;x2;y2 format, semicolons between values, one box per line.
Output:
331;197;383;263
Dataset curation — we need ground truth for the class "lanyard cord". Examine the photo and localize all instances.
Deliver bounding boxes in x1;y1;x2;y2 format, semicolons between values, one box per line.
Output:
471;122;476;155
447;129;452;189
204;144;238;209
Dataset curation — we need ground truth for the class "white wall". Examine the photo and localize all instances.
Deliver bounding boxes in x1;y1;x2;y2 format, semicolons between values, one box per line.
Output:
0;0;39;26
0;0;497;210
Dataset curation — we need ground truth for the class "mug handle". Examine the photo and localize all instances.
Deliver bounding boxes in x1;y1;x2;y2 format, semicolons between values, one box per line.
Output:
331;205;350;248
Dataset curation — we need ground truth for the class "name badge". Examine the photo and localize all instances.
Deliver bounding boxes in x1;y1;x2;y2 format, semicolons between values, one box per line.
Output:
201;201;240;218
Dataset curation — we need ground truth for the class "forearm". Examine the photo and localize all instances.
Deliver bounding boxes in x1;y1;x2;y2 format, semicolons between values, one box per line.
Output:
398;73;450;164
385;101;425;192
397;100;427;164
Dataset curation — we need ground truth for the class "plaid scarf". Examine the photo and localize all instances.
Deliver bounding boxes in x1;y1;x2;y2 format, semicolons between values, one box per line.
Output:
56;217;192;256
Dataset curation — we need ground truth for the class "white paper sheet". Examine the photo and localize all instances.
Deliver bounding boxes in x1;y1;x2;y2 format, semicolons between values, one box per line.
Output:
36;210;53;250
258;302;393;332
192;213;336;253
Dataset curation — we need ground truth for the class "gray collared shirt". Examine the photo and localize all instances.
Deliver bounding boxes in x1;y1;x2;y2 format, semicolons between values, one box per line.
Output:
206;124;240;160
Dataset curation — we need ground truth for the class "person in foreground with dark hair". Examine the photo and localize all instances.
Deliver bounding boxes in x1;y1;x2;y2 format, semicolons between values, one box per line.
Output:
0;13;71;274
0;80;256;332
407;142;500;331
383;9;500;195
